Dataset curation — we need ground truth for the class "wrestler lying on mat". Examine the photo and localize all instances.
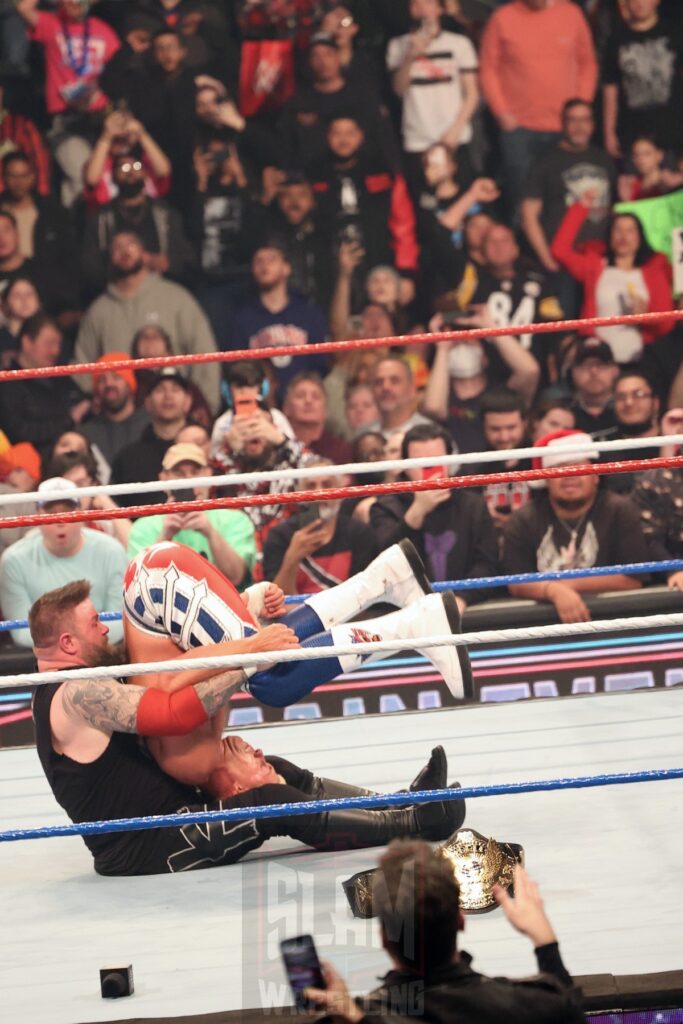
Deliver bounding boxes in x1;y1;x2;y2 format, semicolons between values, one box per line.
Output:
120;540;472;794
29;542;468;874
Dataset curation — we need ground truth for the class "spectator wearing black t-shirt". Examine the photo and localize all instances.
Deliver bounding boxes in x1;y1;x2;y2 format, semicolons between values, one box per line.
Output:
602;0;683;159
601;371;662;494
81;150;195;297
521;99;616;318
417;143;500;303
458;222;564;388
263;457;377;595
503;430;650;623
463;387;534;539
278;32;397;171
568;337;620;437
370;423;499;610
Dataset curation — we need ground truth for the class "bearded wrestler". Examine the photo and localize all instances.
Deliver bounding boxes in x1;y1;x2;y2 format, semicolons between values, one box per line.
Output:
121;539;473;794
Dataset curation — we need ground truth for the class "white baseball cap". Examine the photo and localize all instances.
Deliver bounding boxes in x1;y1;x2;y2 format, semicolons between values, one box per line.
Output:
36;477;81;508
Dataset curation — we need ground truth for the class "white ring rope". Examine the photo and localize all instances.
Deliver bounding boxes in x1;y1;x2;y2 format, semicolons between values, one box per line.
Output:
7;612;683;690
4;434;682;508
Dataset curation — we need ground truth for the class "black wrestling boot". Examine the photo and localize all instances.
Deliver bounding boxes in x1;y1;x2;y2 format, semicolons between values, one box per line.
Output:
307;746;448;803
293;794;465;852
419;781;466;840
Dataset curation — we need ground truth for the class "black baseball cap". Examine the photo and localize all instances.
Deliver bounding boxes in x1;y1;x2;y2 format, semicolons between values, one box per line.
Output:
573;338;616;366
147;367;192;392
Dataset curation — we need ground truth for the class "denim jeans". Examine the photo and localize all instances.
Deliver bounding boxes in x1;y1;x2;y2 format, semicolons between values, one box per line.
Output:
500;127;562;221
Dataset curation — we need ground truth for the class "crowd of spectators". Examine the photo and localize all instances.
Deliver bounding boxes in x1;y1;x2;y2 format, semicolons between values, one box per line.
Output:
0;0;681;641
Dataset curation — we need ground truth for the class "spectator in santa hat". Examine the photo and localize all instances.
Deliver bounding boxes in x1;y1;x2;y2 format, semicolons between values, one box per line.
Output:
501;428;651;623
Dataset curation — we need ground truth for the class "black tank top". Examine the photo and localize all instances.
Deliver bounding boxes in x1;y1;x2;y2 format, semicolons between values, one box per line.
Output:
33;682;198;875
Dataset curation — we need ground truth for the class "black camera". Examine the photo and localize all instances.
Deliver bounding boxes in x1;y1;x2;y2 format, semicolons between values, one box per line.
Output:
100;964;134;999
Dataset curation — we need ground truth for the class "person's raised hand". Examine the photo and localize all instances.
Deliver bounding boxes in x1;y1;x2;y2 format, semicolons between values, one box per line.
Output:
605;131;622;160
411;487;451;516
179;510;210;535
162;512;188;540
240;410;285;447
470;177;500;204
493;865;557;947
304;961;364;1023
660;408;683;438
287;519;330;561
338;240;365;276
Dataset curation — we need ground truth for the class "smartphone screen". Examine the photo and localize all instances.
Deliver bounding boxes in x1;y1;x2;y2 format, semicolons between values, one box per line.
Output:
171;488;195;503
233;397;259;418
298;501;321;527
421;465;447;481
280;934;325;1009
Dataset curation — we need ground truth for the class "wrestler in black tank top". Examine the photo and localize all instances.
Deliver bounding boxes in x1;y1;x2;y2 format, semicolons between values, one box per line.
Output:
33;682;198;875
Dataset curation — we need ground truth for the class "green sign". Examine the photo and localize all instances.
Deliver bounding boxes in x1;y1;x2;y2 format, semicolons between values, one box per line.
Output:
615;189;683;262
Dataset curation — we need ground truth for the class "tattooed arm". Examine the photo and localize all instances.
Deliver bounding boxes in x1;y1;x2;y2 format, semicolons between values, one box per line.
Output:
51;670;246;762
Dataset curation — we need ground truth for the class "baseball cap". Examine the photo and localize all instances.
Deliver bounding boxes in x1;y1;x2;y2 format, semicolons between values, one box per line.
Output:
37;477;80;508
573;338;615;367
94;352;137;394
531;430;599;482
147;367;192;393
162;442;208;471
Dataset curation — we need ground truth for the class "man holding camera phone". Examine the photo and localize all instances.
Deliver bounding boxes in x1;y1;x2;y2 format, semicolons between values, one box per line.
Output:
263;457;377;595
127;441;256;588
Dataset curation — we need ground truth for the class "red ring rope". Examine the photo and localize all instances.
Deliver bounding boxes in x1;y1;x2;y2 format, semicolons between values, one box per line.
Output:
1;310;681;382
7;454;683;530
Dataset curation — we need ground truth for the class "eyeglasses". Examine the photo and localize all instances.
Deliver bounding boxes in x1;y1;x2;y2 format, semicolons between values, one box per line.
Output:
614;389;653;403
339;16;354;28
119;161;143;173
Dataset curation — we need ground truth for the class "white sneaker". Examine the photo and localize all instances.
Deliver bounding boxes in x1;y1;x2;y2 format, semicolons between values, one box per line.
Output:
369;539;433;608
404;592;472;700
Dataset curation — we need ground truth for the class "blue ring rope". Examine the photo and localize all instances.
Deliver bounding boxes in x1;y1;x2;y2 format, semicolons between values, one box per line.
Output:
0;559;681;633
1;769;681;844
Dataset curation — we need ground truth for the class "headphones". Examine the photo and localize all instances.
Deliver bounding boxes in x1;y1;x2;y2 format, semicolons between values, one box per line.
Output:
222;376;270;410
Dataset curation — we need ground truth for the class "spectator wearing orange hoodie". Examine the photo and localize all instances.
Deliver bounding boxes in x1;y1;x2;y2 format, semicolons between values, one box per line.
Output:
0;441;41;552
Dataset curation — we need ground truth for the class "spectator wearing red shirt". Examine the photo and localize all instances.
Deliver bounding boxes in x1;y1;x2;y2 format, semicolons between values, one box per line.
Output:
282;372;353;465
0;80;51;196
617;135;683;202
551;192;674;364
15;0;120;206
82;108;171;210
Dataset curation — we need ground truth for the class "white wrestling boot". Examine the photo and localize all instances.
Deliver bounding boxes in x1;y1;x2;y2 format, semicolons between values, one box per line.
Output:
330;591;472;700
303;539;432;630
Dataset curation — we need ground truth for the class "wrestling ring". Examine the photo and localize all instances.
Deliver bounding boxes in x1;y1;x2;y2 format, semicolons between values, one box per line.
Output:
0;311;681;1023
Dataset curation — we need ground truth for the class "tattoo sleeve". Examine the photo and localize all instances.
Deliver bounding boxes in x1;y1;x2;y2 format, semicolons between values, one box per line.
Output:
61;669;247;735
61;679;143;734
194;670;247;719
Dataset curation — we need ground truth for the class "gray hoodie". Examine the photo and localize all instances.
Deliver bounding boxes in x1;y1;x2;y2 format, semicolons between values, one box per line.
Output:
75;272;220;413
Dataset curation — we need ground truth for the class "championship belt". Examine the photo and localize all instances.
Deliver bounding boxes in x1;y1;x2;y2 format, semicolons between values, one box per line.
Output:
342;829;524;918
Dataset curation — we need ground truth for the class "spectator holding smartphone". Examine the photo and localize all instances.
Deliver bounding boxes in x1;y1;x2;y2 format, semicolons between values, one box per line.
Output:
127;441;256;587
371;423;499;608
304;842;585;1023
263;457;377;596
